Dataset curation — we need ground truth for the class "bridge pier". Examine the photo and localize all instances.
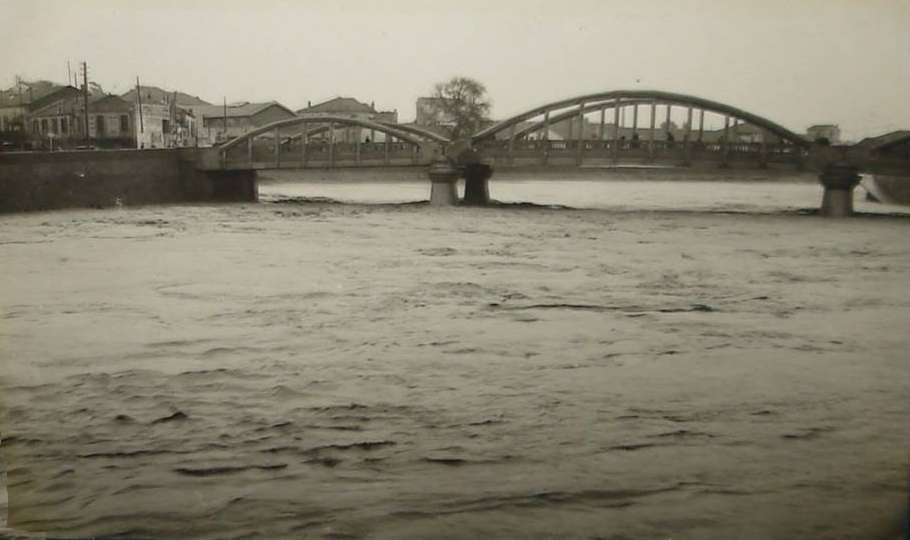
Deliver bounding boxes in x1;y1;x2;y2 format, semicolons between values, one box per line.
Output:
819;164;860;217
427;158;460;206
462;163;493;206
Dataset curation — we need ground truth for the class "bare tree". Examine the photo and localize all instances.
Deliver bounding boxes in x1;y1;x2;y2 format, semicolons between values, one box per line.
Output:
428;76;491;140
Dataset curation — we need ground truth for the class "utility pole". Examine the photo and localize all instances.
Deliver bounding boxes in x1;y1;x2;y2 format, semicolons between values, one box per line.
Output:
222;96;227;141
16;75;24;148
136;77;144;149
82;62;90;145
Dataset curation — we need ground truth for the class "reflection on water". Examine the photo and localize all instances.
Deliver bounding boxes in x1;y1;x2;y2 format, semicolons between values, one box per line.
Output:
1;169;909;539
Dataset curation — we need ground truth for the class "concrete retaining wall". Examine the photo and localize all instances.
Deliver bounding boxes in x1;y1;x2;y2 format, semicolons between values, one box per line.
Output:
0;149;257;213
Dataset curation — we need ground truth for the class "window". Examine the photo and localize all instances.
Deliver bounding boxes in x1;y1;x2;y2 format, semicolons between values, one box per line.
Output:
120;115;129;132
51;118;58;134
33;120;39;133
162;119;170;134
60;118;68;134
96;115;105;136
40;119;47;133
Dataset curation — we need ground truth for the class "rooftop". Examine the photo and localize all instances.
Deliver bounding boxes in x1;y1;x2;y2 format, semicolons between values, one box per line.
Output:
121;85;210;107
193;101;293;119
298;97;376;115
26;86;83;112
0;80;64;107
856;130;910;150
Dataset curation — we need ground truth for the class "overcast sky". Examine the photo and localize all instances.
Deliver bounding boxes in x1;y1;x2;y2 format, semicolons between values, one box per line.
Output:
4;0;908;140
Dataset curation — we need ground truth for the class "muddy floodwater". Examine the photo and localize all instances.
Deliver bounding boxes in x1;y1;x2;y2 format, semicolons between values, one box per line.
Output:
1;170;909;539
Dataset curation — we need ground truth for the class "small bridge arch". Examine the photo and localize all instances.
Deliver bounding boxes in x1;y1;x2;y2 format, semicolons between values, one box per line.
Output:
214;115;441;170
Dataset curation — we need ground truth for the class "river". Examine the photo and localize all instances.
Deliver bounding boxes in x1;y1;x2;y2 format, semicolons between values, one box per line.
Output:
1;169;908;539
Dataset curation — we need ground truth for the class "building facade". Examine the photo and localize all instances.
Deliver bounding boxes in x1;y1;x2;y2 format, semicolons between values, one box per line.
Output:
25;86;88;148
124;85;208;148
806;124;841;144
86;95;134;147
415;97;455;129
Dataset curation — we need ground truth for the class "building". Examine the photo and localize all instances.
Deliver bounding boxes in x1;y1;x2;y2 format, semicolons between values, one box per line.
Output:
188;101;297;146
24;85;87;148
415;97;454;129
297;97;398;142
27;90;138;149
85;95;134;147
24;87;160;149
806;124;841;144
1;80;66;138
123;86;206;148
0;81;59;144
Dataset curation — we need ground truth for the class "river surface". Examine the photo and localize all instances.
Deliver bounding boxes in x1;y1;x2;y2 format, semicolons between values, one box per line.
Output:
1;169;909;539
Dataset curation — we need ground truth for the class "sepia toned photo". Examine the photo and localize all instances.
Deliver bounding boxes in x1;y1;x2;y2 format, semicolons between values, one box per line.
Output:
1;1;909;538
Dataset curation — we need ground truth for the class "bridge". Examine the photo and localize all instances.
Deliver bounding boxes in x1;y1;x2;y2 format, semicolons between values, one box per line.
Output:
192;89;910;217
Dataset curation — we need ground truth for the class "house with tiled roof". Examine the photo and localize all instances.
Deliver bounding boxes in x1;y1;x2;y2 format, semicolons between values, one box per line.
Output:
297;97;399;143
856;130;910;155
26;89;138;149
1;81;69;145
297;96;376;116
24;85;85;147
186;101;296;146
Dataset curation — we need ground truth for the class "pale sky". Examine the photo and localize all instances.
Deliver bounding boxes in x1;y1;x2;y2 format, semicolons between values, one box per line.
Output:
4;0;909;141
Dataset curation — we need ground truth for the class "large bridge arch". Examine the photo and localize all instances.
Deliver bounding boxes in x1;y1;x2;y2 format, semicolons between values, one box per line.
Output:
471;89;809;148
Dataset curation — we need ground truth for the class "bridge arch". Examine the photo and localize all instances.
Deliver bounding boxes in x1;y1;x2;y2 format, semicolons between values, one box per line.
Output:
276;122;450;146
215;114;442;169
472;89;809;147
220;114;427;153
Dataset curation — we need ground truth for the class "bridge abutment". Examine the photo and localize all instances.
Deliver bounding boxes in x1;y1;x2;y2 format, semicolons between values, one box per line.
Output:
462;163;493;206
427;159;460;206
207;169;259;202
819;164;860;217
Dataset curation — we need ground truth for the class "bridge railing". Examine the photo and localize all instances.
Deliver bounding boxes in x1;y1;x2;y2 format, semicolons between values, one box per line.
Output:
474;138;807;167
219;137;422;169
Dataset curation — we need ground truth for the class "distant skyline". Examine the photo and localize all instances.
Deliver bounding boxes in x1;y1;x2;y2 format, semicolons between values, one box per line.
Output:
4;0;909;141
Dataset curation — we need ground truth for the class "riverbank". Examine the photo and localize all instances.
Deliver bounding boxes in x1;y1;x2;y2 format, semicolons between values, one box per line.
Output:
1;199;908;539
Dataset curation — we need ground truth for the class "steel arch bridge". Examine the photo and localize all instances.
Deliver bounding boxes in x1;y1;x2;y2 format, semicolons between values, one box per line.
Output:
470;89;811;169
203;115;445;170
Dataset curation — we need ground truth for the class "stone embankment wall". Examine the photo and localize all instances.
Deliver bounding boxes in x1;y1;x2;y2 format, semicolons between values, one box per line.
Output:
0;149;256;213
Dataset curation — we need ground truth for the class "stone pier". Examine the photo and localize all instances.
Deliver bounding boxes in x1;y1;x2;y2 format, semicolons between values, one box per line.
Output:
462;162;493;206
427;158;460;206
819;163;861;217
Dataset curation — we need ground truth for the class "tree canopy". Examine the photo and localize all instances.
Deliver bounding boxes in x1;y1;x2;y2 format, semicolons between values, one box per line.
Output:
428;76;491;140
